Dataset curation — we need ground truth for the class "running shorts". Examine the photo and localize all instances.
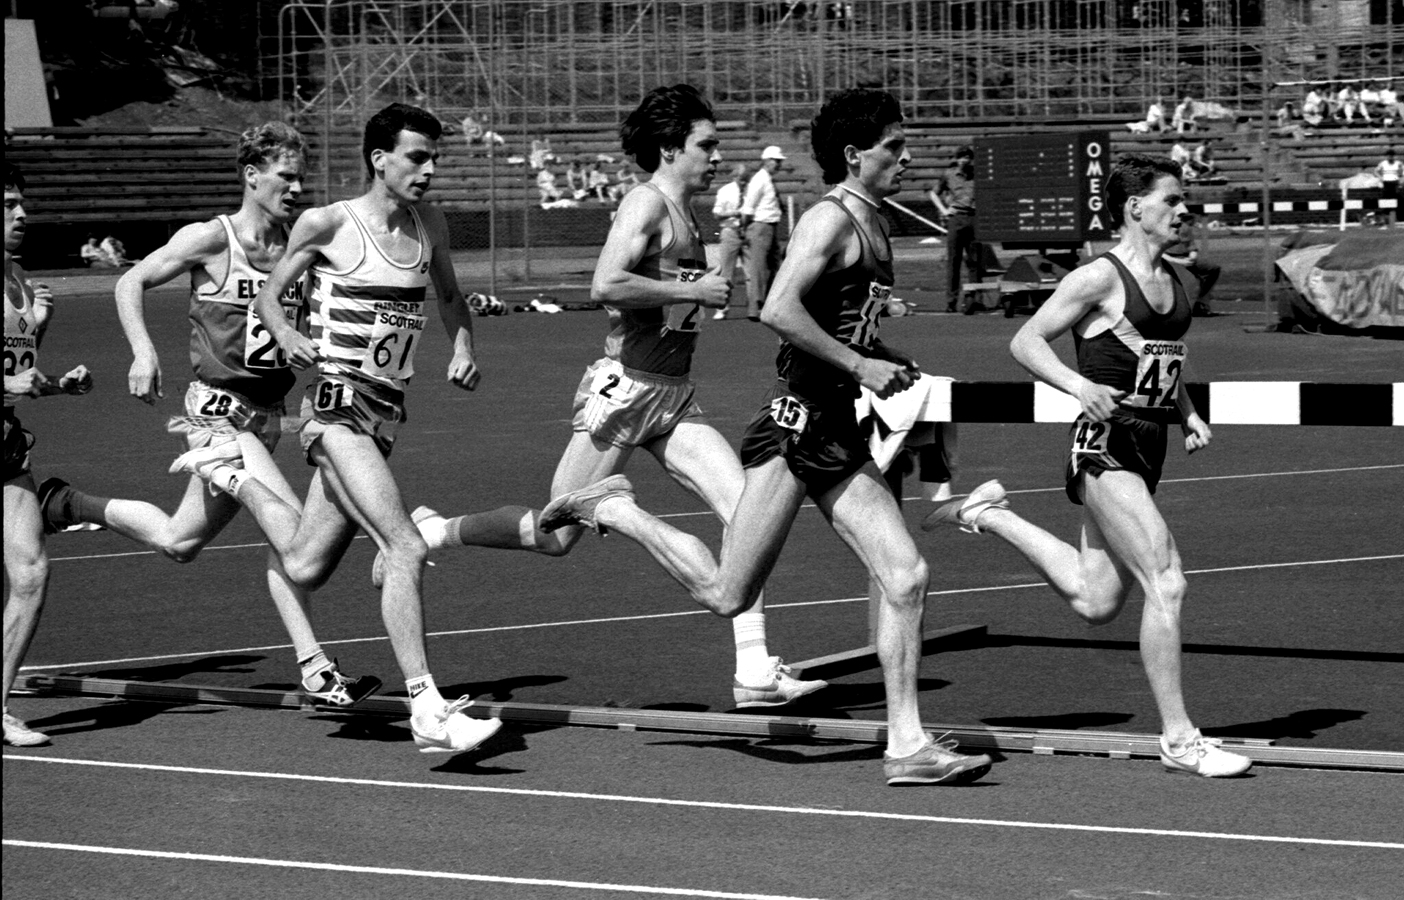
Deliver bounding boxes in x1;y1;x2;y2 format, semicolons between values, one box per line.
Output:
167;380;284;453
571;357;703;448
739;382;870;498
298;374;406;460
3;408;36;482
1065;411;1168;505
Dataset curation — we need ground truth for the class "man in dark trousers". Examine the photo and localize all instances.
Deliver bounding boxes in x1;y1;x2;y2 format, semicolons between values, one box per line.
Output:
929;145;984;313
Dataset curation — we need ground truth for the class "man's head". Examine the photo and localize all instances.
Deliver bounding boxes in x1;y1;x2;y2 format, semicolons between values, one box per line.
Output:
761;144;786;173
238;122;308;221
363;102;443;201
620;84;715;174
4;165;26;256
728;162;747;183
1388;147;1398;160
1108;154;1187;239
810;87;905;186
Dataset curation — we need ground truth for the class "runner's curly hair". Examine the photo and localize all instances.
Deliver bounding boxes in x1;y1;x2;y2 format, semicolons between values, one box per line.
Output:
620;84;715;173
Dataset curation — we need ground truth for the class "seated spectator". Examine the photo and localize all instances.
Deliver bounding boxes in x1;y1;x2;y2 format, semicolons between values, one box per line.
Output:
536;166;564;205
1169;140;1193;176
1274;100;1296;129
460;112;485;145
529;138;556;170
609;164;640;203
1379;85;1401;127
587;161;612;203
564;158;589;200
1172;95;1199;133
1336;83;1368;124
79;235;109;267
1189;141;1218;180
99;234;131;266
1302;88;1327;127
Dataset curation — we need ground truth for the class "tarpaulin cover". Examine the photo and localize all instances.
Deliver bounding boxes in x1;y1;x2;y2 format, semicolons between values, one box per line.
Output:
1275;231;1404;330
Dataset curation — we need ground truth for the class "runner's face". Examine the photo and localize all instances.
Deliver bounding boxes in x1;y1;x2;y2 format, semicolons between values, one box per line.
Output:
669;120;720;191
375;130;438;202
1134;174;1188;245
857;124;909;199
250;151;306;223
4;188;25;254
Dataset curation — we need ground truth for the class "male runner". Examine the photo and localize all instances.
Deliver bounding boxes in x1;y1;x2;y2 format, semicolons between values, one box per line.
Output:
922;154;1252;778
37;124;379;709
4;165;93;746
392;85;826;710
197;103;501;755
539;88;994;786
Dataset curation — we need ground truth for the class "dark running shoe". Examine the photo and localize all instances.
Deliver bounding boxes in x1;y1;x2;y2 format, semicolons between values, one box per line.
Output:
36;477;76;535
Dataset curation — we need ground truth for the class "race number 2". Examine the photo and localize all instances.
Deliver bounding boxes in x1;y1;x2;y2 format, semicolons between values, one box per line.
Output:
244;304;300;370
664;259;708;334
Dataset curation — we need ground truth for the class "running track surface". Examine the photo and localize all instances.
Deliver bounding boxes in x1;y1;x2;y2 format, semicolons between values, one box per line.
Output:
5;249;1402;899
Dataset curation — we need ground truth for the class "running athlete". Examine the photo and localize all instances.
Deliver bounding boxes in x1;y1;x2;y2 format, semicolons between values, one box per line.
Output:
922;154;1252;778
4;165;93;746
388;85;826;709
36;124;380;710
201;103;501;755
538;89;994;787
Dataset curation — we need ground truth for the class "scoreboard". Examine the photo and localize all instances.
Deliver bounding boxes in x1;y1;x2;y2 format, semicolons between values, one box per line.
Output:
974;131;1112;243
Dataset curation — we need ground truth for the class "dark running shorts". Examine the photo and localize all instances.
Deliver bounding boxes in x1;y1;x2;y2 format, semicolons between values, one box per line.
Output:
298;375;406;461
1065;411;1169;505
3;408;36;482
740;382;870;498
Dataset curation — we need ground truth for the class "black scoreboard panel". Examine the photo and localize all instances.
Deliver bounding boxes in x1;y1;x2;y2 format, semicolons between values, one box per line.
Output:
974;131;1112;243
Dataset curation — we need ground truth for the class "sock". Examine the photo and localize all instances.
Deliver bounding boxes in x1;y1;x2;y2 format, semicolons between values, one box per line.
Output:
732;612;771;682
407;674;444;717
298;649;332;690
418;514;450;549
71;488;113;527
208;464;247;498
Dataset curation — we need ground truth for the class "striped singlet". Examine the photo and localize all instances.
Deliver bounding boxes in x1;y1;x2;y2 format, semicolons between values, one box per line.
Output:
3;271;42;409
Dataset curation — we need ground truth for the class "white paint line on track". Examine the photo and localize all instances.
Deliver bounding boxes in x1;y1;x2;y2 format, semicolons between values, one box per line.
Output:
6;757;1401;850
43;464;1404;562
1;839;826;900
18;554;1402;673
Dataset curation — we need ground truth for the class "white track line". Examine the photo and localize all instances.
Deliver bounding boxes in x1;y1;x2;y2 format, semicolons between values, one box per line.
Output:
5;756;1401;850
1;839;824;900
43;464;1404;563
18;553;1401;673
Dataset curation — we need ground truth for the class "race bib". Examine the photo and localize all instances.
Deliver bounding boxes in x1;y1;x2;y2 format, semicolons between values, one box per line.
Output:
664;258;708;334
3;334;38;377
363;307;427;381
769;395;810;434
847;281;891;349
1070;417;1110;455
589;360;641;407
311;377;353;412
1129;341;1187;409
244;304;301;370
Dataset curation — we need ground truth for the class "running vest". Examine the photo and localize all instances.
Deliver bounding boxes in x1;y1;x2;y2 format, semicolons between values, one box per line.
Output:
1073;251;1193;416
188;215;305;408
4;271;41;409
602;182;709;378
776;194;894;397
308;201;432;394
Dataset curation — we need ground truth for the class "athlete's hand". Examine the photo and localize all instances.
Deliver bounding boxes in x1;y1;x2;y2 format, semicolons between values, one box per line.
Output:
855;357;917;400
58;365;93;396
28;281;53;307
1077;380;1127;422
1182;412;1212;454
280;331;323;370
4;369;50;401
128;351;163;404
691;270;732;309
447;354;481;391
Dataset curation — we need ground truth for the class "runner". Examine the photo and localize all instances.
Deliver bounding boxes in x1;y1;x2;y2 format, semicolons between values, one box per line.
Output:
537;88;994;786
37;124;380;710
199;103;502;755
922;154;1252;778
390;85;826;710
4;165;94;746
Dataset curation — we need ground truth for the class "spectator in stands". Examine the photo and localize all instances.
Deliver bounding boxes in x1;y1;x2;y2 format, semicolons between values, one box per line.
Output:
1335;82;1367;124
929;145;984;314
587;161;612;202
99;234;131;266
1274;100;1296;130
460;112;485;145
710;162;749;319
1169;139;1193;176
1163;214;1220;316
1302;87;1327;127
536;166;566;206
1172;95;1199;133
1128;97;1168;133
610;163;640;203
1359;83;1383;122
1379;84;1402;127
740;145;786;320
564;158;589;200
1376;147;1401;225
1190;141;1218;180
79;235;109;267
529;137;556;170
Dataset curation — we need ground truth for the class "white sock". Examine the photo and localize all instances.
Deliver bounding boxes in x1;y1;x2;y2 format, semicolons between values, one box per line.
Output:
417;514;450;549
209;464;247;497
407;674;445;717
298;648;332;689
732;612;771;681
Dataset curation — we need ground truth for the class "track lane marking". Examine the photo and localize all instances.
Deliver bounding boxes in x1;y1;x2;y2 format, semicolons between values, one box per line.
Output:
18;553;1402;673
5;757;1401;850
0;839;826;900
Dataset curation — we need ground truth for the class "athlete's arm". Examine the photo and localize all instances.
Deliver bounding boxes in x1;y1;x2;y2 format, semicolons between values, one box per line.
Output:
1010;259;1127;421
590;187;729;309
25;272;53;347
114;219;226;404
760;201;914;399
1175;363;1211;454
420;204;480;391
253;205;339;369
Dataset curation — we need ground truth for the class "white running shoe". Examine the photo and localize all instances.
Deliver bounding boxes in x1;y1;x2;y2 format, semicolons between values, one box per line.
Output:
371;506;445;588
920;479;1009;534
411;696;503;754
733;657;828;708
3;712;51;747
169;440;244;481
538;475;635;534
1159;730;1253;777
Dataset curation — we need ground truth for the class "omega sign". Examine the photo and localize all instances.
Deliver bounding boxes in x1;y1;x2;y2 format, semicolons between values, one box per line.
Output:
1079;132;1111;237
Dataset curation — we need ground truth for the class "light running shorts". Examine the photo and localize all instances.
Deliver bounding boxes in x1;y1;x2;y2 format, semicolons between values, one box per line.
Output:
167;380;284;453
298;374;406;461
570;357;704;448
3;408;36;482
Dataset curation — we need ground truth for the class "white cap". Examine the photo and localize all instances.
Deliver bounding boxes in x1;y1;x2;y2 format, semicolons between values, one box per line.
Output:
761;145;787;161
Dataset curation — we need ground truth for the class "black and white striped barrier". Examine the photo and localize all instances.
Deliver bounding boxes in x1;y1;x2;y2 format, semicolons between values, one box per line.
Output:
1187;198;1399;215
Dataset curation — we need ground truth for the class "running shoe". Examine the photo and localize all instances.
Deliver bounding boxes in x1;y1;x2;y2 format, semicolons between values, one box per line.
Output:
36;477;76;535
3;712;51;747
410;696;502;754
301;663;383;708
884;733;993;786
538;475;635;534
1159;730;1253;777
733;657;828;708
920;479;1009;534
371;506;444;589
169;440;245;481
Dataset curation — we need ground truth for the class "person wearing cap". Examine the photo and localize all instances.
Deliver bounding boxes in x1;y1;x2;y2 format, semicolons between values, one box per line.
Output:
929;145;984;314
739;145;786;320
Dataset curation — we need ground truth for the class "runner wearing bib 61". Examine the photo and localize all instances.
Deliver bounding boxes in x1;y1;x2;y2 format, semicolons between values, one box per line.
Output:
923;154;1252;778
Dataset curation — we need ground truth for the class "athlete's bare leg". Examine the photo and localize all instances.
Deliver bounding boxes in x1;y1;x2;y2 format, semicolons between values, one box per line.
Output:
3;477;48;715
